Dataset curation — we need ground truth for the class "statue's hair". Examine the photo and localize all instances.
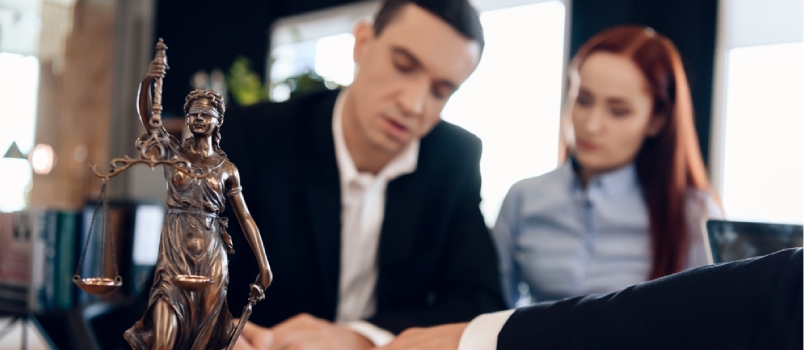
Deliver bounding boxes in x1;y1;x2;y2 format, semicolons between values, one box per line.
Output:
183;89;227;159
184;89;225;116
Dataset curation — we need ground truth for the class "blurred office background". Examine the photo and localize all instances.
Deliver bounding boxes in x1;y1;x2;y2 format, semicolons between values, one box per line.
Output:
2;0;801;224
0;0;800;348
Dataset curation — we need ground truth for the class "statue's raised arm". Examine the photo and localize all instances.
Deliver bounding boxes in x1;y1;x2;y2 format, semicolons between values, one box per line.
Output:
137;38;169;135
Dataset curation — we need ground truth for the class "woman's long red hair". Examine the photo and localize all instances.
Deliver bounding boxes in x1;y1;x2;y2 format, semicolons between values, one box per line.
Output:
561;25;718;279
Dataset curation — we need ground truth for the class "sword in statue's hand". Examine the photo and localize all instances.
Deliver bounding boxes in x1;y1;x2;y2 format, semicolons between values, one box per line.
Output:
226;279;265;350
151;38;168;129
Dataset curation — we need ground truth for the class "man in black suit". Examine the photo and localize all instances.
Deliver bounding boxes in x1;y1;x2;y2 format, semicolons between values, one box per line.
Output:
378;248;803;350
221;0;505;349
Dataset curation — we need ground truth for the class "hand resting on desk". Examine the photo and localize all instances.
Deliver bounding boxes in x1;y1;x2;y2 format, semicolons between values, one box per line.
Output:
233;314;374;350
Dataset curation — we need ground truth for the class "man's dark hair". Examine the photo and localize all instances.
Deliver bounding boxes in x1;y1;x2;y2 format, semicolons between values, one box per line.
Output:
373;0;485;53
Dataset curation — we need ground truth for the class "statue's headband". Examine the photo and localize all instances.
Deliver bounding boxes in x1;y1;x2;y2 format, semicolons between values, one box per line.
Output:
187;98;221;119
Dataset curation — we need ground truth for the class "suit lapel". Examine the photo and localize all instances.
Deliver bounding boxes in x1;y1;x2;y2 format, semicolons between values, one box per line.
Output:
300;91;342;318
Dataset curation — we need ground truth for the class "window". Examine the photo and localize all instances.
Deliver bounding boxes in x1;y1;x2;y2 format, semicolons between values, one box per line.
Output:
269;0;568;225
720;43;803;224
0;53;39;212
711;0;803;224
442;1;566;224
0;3;42;212
268;1;376;101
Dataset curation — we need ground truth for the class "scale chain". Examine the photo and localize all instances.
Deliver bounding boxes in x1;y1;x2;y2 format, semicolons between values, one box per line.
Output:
75;181;107;276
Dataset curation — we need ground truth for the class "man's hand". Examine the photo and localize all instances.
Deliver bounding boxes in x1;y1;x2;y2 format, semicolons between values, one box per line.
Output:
233;314;374;350
232;320;273;350
375;323;469;350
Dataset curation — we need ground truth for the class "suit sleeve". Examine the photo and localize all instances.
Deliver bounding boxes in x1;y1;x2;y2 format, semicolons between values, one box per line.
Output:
497;248;803;350
367;136;507;333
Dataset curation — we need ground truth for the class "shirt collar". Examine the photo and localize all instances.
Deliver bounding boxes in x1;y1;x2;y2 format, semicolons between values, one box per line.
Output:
332;89;419;188
562;157;638;196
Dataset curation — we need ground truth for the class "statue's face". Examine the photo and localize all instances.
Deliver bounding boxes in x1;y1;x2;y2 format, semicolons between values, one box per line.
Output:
186;98;221;136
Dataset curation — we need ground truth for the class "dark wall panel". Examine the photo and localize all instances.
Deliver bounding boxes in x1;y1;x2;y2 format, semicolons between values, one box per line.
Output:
152;0;364;116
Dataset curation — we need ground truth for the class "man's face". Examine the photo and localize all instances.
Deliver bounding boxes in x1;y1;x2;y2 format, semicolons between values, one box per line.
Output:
347;4;481;155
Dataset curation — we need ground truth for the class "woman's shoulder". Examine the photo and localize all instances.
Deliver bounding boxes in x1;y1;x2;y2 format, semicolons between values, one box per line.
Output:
683;188;723;268
509;164;572;197
685;188;724;220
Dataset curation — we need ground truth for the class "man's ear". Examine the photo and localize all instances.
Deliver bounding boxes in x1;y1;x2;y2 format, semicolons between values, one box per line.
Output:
646;113;667;137
353;20;374;65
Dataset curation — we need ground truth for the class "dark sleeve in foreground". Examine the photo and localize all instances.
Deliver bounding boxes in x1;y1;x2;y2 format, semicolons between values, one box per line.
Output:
367;135;506;334
498;248;803;350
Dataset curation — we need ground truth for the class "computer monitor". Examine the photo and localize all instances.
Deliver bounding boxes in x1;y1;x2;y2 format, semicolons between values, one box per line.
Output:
704;219;803;264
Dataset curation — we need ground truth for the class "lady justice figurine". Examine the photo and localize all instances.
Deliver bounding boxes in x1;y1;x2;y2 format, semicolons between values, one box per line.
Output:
119;39;273;350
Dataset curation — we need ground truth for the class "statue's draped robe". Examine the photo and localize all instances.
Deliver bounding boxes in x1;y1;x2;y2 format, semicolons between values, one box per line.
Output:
125;135;235;350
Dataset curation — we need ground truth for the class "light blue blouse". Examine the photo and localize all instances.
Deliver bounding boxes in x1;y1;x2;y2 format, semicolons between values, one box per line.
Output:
492;161;722;307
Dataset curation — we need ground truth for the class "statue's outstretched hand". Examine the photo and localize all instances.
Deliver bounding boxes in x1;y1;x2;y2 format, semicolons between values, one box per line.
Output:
248;283;265;304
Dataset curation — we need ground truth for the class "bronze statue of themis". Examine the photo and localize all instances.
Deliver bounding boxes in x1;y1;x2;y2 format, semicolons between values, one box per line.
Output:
74;38;272;350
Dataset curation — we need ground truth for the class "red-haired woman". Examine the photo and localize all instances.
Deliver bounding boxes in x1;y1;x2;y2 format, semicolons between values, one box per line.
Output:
493;25;722;307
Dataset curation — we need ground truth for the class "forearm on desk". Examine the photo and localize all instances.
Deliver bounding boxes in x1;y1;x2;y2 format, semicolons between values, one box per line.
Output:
458;309;516;350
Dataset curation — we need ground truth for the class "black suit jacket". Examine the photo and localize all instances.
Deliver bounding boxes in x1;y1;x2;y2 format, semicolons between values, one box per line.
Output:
498;248;803;350
220;89;505;333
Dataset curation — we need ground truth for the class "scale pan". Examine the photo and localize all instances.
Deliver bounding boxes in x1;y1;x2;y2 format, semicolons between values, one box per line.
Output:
73;275;123;295
172;275;215;291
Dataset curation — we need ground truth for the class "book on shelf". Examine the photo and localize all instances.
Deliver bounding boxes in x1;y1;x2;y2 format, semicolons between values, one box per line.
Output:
0;210;53;312
0;211;33;314
0;201;164;313
55;211;79;310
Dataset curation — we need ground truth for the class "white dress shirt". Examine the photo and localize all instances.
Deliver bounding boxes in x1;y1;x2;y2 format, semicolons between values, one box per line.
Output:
458;309;515;350
331;90;420;346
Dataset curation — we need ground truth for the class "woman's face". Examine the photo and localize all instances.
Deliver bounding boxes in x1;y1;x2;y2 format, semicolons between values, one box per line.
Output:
186;98;221;137
569;52;664;174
